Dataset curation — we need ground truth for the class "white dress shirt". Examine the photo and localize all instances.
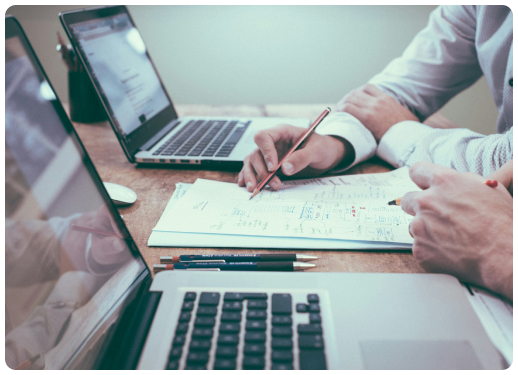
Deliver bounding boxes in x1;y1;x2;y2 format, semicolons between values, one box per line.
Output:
317;5;513;176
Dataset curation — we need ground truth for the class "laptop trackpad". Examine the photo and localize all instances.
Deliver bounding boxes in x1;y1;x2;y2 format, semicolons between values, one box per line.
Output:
360;340;482;370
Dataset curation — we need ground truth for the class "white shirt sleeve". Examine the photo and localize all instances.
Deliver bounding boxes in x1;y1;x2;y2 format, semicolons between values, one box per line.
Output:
378;121;513;176
315;112;377;173
368;5;482;121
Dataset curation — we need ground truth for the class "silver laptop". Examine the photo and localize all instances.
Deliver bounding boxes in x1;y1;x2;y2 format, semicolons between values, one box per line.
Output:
59;6;309;168
5;16;504;370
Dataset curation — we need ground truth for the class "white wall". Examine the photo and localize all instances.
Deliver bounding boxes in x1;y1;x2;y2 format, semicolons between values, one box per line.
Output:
7;5;498;135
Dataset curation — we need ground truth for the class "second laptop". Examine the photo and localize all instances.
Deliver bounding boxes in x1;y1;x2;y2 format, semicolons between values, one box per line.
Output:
60;6;309;168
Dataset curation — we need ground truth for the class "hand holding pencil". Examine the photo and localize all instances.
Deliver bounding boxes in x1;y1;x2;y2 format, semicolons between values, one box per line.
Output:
63;205;130;271
239;108;355;195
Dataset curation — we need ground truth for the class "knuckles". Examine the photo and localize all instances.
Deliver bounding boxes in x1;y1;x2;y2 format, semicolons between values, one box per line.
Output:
412;243;431;267
410;217;425;238
414;193;434;212
253;131;269;145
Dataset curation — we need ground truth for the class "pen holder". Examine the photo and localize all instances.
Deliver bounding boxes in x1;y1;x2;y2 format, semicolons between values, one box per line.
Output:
68;70;107;123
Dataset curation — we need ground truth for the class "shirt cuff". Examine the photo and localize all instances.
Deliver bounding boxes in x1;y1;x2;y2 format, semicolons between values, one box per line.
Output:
377;120;434;167
315;112;377;173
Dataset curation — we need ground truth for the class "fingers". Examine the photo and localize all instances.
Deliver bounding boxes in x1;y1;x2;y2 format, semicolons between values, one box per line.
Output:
92;237;128;265
281;138;323;176
400;191;422;216
362;83;384;97
253;125;296;171
242;154;259;192
95;204;123;237
241;151;282;192
487;160;513;194
408;161;458;190
281;148;311;176
338;88;374;121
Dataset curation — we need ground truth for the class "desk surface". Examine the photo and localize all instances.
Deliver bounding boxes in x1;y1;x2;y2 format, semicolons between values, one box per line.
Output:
72;104;424;275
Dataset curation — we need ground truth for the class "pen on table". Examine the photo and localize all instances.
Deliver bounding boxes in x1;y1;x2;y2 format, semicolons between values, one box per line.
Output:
14;354;40;370
70;224;122;238
249;107;331;200
160;254;318;263
153;261;316;273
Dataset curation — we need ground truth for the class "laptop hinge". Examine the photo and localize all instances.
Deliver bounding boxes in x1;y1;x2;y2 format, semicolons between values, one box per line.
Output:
139;119;181;152
96;274;162;369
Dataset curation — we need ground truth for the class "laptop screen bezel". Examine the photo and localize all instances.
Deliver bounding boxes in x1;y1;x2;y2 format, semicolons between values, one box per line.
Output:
5;15;152;368
59;5;179;162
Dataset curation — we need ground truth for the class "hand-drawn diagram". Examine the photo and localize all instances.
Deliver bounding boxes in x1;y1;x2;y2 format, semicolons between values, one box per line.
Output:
156;179;418;244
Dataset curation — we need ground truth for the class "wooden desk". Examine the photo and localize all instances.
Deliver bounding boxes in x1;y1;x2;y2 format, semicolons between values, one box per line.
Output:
72;104;424;274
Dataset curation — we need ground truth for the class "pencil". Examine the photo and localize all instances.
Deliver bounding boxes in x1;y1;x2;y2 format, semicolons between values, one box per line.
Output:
249;107;331;200
153;262;316;272
387;197;402;206
161;254;319;263
388;179;499;206
70;224;121;238
14;354;40;370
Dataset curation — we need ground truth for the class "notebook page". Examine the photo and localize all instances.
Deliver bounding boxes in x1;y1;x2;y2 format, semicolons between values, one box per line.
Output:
154;179;418;243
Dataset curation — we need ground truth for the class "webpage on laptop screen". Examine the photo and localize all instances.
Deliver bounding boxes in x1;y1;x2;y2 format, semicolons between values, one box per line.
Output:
70;13;169;136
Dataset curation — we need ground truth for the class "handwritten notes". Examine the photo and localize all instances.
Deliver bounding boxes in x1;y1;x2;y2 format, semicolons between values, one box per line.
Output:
154;176;418;243
284;166;417;188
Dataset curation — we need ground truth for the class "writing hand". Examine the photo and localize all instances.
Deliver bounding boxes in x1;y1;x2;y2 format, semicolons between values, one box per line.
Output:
87;205;131;267
238;124;352;192
337;84;419;142
63;205;129;273
400;161;513;300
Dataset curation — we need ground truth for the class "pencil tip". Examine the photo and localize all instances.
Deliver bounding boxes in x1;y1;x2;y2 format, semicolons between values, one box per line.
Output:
387;200;396;205
249;189;259;200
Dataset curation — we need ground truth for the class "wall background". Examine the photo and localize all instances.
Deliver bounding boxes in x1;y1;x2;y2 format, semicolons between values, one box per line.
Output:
8;5;499;135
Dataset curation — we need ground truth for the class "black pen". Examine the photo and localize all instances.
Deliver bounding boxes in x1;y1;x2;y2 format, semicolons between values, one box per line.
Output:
160;254;318;264
153;261;315;273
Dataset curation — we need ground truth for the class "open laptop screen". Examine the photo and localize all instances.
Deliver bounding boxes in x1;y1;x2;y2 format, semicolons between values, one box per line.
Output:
68;12;169;136
5;17;147;370
61;6;179;160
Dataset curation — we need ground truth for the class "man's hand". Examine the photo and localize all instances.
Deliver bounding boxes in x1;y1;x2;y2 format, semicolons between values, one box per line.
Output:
401;161;513;300
62;205;130;273
238;124;354;192
337;84;419;142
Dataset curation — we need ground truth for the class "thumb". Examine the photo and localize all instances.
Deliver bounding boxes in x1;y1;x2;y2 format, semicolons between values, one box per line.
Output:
91;237;127;265
281;148;313;176
408;161;457;190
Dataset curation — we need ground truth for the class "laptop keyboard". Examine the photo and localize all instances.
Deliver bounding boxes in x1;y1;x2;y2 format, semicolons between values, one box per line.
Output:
152;120;251;158
166;292;327;370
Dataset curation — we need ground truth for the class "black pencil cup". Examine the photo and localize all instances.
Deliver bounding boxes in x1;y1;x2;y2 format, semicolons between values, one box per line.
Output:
68;70;107;123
